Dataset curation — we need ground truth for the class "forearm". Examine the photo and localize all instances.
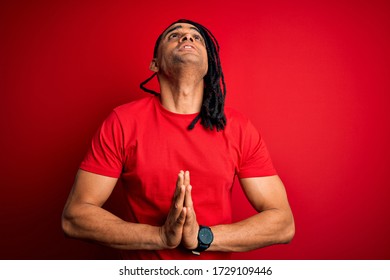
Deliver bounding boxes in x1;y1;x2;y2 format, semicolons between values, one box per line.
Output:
62;203;165;250
209;209;295;252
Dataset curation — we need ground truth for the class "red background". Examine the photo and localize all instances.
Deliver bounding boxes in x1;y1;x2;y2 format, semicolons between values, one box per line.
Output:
1;0;389;259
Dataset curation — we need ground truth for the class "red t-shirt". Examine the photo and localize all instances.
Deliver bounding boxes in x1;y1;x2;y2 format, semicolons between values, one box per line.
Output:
80;95;276;259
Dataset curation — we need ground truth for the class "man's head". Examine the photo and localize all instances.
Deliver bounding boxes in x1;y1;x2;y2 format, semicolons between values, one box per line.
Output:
150;22;208;77
140;19;227;131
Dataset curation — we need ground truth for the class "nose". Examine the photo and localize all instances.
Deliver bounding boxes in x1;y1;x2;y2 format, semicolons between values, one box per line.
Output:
180;33;194;43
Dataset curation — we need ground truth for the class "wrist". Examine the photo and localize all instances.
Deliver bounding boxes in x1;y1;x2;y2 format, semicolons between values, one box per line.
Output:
189;224;200;250
191;225;214;255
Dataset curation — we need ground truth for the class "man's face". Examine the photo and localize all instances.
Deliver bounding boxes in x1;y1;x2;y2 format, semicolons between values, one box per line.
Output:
152;23;208;77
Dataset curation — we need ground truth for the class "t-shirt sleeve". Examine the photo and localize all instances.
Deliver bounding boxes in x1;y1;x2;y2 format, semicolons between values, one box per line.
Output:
237;119;277;178
79;111;124;178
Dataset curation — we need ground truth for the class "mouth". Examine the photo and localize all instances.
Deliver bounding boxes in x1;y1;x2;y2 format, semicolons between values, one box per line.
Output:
178;43;197;51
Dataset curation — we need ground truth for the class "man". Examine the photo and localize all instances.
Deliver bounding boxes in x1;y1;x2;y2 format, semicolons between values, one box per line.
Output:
62;19;295;260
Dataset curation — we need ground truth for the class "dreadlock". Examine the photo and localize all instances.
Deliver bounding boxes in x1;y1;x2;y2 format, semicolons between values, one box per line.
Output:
140;19;227;131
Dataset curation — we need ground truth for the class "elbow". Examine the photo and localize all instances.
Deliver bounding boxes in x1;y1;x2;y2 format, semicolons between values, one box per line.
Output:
61;214;71;238
280;214;295;244
61;209;76;238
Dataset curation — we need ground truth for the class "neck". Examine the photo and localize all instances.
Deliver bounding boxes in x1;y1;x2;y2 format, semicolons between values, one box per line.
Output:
158;68;204;114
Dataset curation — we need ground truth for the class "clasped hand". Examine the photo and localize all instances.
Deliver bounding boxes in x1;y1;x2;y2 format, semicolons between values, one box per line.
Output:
160;170;199;250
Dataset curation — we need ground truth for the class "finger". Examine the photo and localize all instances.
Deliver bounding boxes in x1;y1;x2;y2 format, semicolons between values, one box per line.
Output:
174;185;185;211
176;207;187;226
184;206;194;225
184;184;193;208
172;171;184;203
183;170;190;187
184;185;197;225
168;172;185;220
184;195;197;224
175;171;184;192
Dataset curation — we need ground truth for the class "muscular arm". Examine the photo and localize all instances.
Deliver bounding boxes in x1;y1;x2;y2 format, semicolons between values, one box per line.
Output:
61;169;187;250
62;170;293;253
208;175;295;252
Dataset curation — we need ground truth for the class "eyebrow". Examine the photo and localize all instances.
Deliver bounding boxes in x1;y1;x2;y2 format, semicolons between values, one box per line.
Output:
164;25;202;38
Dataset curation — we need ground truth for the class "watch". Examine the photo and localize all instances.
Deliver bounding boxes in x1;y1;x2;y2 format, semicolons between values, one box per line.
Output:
192;225;214;255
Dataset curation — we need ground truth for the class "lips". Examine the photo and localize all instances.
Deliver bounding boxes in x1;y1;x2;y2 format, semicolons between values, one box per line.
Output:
178;43;196;51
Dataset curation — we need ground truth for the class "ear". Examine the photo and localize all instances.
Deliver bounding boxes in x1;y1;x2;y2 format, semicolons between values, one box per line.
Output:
149;59;159;72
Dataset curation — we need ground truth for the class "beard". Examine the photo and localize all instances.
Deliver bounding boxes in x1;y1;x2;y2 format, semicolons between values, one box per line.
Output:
170;52;207;74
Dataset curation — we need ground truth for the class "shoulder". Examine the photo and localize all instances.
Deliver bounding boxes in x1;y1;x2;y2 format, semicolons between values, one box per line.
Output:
97;95;156;132
113;95;156;116
109;95;157;125
98;96;157;139
223;107;263;141
224;106;251;129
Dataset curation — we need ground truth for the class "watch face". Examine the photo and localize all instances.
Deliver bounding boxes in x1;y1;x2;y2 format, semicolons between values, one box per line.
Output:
199;227;214;244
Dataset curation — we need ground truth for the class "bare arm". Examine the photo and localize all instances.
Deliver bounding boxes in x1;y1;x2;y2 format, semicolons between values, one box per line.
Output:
208;175;295;252
61;169;188;250
62;170;293;253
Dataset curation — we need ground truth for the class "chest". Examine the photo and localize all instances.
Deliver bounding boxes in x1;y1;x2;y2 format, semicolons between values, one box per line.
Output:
122;122;240;204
